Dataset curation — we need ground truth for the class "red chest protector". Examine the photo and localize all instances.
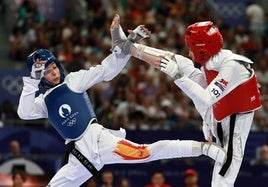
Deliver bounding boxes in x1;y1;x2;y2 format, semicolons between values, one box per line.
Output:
204;68;262;121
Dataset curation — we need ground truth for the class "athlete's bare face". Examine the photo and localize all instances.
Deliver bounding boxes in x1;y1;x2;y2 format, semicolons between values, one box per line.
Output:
44;62;61;84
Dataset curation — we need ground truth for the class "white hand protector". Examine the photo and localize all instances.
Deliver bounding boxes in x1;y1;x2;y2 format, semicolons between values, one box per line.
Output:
31;61;46;80
160;56;183;79
128;25;151;42
202;121;213;142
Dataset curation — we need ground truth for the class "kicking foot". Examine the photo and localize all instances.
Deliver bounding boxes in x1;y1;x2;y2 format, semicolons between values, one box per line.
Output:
110;14;122;30
202;142;226;164
110;14;131;55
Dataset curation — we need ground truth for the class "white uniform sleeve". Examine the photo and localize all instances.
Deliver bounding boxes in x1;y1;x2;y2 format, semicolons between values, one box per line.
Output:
174;59;251;119
65;53;130;92
173;54;208;118
17;77;48;120
174;54;207;88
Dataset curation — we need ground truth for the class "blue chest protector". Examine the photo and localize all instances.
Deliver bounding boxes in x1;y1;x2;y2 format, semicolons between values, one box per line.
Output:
44;84;96;140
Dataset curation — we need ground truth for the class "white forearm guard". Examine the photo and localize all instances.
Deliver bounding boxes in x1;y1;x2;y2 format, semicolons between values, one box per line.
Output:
132;43;174;60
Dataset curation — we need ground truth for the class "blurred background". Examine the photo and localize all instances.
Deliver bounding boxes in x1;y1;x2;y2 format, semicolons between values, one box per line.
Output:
0;0;268;186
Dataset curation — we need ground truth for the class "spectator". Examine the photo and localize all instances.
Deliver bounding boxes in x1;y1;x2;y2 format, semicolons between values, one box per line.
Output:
255;59;268;86
100;170;115;187
83;177;98;187
160;98;180;129
183;169;199;187
12;170;27;187
140;72;159;98
9;26;26;61
1;100;19;121
144;170;171;187
251;145;268;166
245;1;265;37
3;140;24;161
16;0;44;34
67;0;88;26
104;0;125;20
118;176;131;187
234;24;249;47
129;109;150;130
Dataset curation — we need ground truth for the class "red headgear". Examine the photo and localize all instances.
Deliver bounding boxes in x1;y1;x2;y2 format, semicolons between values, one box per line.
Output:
184;21;223;66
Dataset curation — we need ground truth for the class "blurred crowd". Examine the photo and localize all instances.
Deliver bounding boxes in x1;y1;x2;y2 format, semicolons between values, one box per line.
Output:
1;0;268;132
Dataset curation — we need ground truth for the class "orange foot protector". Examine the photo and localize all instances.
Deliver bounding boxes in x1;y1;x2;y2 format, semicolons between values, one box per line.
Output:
113;140;150;160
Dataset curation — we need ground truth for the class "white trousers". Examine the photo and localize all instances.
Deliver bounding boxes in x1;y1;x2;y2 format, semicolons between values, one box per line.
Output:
211;112;254;187
47;123;201;187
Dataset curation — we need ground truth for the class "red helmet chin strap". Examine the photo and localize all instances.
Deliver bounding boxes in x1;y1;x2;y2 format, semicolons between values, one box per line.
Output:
184;21;223;66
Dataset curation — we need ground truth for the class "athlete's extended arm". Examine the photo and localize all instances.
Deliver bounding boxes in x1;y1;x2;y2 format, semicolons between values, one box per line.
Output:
68;15;153;92
129;42;206;86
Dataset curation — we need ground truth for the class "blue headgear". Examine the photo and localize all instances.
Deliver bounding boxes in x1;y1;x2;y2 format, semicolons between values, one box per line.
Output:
27;49;65;90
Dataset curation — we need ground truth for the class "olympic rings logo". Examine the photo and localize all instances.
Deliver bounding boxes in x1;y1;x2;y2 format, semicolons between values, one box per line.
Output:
67;118;77;127
216;2;244;18
1;75;23;95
